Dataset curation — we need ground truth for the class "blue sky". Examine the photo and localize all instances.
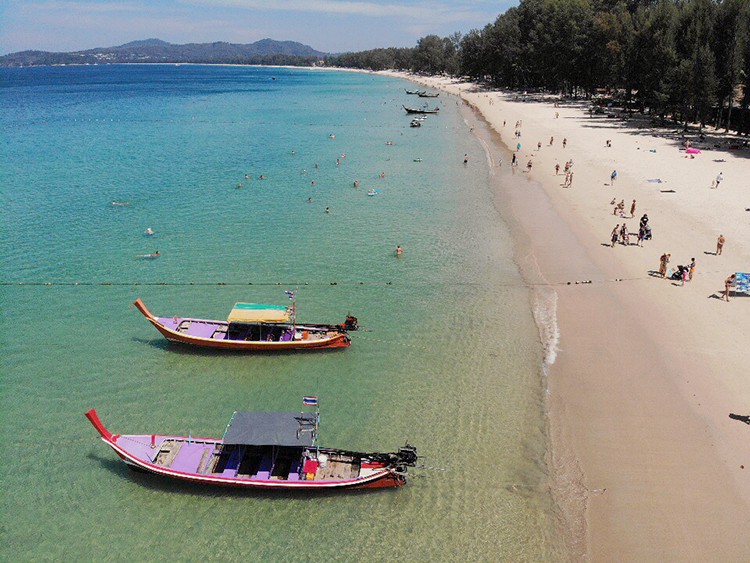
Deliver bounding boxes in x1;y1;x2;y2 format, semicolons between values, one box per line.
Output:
0;0;512;55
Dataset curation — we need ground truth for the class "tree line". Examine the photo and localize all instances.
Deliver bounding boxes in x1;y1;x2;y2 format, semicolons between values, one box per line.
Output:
325;0;750;134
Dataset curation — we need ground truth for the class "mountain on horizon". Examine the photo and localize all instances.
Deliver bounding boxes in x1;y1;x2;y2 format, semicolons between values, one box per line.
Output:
117;39;172;48
0;38;327;67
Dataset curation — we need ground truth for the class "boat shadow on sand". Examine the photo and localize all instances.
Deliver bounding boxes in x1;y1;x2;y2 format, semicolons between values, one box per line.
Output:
131;337;349;357
87;453;403;499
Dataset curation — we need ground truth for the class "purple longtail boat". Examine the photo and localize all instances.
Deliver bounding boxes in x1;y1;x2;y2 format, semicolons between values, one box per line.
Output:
133;298;357;352
86;409;418;490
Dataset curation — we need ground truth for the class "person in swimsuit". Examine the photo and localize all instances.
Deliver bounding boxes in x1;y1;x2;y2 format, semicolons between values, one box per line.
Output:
611;225;619;247
716;234;725;255
725;273;735;301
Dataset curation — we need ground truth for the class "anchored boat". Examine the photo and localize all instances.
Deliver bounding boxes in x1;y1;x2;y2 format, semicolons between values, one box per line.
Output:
85;407;418;490
133;297;357;351
402;105;440;114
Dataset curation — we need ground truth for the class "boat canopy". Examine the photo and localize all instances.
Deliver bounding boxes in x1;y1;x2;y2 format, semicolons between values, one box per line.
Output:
227;303;290;323
223;412;316;447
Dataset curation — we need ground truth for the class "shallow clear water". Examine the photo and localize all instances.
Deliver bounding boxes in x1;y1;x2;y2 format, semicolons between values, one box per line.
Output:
1;65;562;561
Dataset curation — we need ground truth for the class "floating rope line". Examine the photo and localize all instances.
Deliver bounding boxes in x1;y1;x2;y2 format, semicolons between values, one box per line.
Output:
0;269;726;289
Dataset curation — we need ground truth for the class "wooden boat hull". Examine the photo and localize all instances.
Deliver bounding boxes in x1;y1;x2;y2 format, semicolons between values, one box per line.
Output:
402;105;439;114
133;298;351;351
86;410;412;491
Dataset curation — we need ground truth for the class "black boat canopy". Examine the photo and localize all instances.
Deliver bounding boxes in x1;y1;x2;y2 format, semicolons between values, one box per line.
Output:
223;412;316;447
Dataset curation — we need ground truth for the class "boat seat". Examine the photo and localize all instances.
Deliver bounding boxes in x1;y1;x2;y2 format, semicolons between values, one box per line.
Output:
212;330;226;340
254;455;273;479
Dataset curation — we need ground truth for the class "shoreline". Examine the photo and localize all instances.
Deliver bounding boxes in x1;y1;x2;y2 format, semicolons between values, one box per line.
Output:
385;71;750;559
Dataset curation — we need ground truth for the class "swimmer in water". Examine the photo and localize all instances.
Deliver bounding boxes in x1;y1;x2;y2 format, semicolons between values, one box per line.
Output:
395;245;403;256
145;228;154;236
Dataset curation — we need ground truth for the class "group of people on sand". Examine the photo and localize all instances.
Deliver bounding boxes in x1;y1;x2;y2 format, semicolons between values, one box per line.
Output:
611;198;637;219
610;212;652;247
658;253;696;286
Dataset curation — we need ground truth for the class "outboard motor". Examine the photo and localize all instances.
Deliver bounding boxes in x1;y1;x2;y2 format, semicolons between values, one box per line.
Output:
342;315;359;332
396;444;419;469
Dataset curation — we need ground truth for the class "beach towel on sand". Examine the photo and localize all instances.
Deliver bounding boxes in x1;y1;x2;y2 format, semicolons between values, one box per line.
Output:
734;273;750;293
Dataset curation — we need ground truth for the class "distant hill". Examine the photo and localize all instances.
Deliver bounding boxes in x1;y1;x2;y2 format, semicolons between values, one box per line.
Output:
0;39;328;67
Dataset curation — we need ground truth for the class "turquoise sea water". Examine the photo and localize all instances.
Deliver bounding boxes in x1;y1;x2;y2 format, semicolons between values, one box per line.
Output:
1;65;563;560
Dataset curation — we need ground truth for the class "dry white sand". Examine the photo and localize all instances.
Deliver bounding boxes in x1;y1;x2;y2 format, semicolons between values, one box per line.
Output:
386;71;750;560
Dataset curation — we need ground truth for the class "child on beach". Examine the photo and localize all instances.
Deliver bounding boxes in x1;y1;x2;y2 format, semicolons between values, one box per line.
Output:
688;258;696;281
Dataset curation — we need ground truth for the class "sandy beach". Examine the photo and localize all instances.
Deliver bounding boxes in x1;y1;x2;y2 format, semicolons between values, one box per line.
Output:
388;71;750;560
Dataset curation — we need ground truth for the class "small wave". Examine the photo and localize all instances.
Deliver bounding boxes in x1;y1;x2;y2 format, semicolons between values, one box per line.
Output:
532;286;560;372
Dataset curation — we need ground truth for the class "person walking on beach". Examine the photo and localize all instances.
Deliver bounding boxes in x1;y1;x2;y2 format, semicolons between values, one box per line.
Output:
526;160;533;172
659;253;670;277
688;258;696;281
562;138;567;148
620;223;629;245
713;172;723;188
630;200;636;218
511;153;517;166
725;273;736;301
610;169;617;183
555;163;560;175
716;234;725;255
463;154;469;164
611;225;620;247
537;141;542;150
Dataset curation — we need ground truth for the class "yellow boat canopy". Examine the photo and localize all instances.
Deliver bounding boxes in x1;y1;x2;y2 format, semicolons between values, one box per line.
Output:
227;303;291;323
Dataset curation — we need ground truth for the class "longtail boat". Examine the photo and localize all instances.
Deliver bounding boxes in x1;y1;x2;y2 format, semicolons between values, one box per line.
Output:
417;92;439;98
86;408;419;490
402;105;440;114
133;297;357;351
405;89;425;95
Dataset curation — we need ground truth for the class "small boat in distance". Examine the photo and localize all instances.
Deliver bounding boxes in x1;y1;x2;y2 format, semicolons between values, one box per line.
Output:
410;119;422;128
405;89;425;95
417;92;440;98
85;406;419;490
133;297;357;351
403;105;440;114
